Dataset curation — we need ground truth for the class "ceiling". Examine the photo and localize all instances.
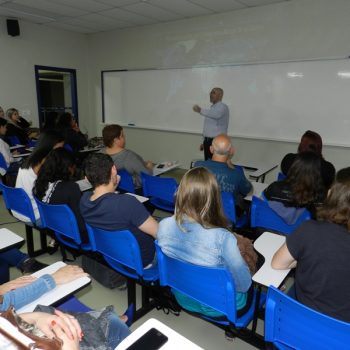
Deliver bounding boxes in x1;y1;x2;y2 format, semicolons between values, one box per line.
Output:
0;0;291;34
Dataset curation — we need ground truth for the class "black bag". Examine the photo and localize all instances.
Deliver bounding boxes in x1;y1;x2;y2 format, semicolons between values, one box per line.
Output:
82;255;126;289
151;286;181;316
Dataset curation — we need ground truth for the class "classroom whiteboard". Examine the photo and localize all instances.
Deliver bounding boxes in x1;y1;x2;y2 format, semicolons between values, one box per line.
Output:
102;59;350;146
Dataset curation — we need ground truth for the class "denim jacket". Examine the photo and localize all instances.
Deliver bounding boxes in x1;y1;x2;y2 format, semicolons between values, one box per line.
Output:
157;217;252;314
0;274;55;311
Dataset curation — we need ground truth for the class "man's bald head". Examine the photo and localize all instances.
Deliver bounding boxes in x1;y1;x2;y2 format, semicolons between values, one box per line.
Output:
211;134;233;158
210;88;224;104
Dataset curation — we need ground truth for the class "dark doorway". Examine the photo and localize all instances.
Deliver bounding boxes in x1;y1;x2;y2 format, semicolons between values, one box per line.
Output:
35;65;78;129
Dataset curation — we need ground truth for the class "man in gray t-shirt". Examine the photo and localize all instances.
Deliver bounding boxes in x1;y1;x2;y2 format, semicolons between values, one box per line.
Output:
101;124;153;187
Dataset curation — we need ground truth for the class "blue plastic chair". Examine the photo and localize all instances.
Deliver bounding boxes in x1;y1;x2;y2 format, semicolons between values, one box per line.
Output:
86;224;158;320
0;153;8;174
35;199;91;256
117;169;135;193
64;144;73;152
0;153;9;184
251;196;311;235
56;296;93;313
7;135;21;146
277;172;286;181
155;241;265;345
28;139;37;148
0;182;47;257
141;172;177;212
265;286;350;350
221;192;247;228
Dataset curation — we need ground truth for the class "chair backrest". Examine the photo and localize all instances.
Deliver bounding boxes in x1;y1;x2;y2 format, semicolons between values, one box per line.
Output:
251;196;311;235
265;286;350;350
141;172;177;211
155;241;237;323
221;191;237;225
277;172;286;181
0;153;8;174
35;199;82;246
64;144;73;152
117;169;135;193
7;135;21;146
86;224;145;278
0;182;36;223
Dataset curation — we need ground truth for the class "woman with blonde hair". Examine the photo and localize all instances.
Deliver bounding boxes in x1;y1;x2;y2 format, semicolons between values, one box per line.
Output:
157;167;253;317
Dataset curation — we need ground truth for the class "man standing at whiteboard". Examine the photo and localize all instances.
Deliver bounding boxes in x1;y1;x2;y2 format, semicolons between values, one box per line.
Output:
193;87;229;160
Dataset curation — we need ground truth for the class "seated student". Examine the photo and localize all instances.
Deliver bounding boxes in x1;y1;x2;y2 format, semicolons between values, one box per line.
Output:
264;152;326;219
33;148;88;243
14;133;65;223
281;130;335;188
5;108;30;145
80;153;158;266
194;134;252;211
157;167;253;317
0;117;21;176
272;169;350;323
0;265;130;349
101;124;153;187
57;113;87;152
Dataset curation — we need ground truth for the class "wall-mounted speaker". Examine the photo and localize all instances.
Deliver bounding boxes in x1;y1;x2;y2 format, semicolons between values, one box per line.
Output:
7;19;20;37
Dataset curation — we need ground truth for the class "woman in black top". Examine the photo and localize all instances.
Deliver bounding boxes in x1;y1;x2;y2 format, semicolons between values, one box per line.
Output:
281;130;335;189
56;113;87;152
5;108;29;145
33;148;88;243
272;169;350;322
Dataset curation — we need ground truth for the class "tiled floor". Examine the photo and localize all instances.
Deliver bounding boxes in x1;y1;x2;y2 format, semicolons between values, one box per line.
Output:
0;195;263;350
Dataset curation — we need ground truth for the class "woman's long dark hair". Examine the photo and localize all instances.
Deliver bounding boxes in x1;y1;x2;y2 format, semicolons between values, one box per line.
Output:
286;151;326;205
22;130;65;170
57;112;73;130
34;148;75;199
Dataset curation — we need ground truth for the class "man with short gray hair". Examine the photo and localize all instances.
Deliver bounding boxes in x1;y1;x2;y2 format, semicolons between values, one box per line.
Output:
194;134;252;201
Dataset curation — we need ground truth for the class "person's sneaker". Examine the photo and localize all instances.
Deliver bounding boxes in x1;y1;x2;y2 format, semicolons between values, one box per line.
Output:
18;258;48;274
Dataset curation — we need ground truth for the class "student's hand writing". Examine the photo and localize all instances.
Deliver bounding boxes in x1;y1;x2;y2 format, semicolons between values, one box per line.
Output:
52;265;88;285
0;275;37;295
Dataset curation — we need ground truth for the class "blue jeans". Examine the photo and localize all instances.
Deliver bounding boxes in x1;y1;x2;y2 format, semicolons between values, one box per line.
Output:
0;248;28;284
37;304;131;349
105;313;130;348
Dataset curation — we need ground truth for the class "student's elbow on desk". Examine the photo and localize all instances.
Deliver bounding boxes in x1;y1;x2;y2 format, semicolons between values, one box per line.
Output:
271;243;296;270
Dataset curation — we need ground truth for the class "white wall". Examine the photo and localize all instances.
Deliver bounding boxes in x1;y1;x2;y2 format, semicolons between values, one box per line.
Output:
87;0;350;180
0;17;89;128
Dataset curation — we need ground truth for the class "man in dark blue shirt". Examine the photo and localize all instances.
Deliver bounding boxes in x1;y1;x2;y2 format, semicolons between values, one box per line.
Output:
195;134;252;201
80;153;158;266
